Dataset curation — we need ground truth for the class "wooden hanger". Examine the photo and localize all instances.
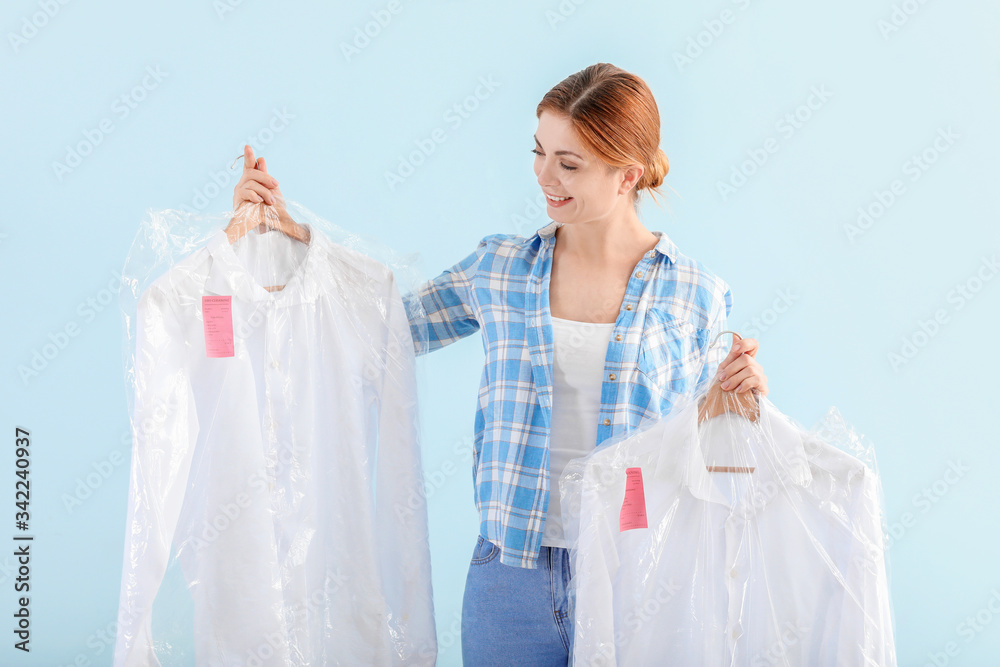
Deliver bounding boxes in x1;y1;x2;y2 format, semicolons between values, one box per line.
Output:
224;154;311;291
224;204;310;244
698;330;759;474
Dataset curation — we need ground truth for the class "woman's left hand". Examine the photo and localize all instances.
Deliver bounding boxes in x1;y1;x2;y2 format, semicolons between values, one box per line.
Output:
716;337;768;396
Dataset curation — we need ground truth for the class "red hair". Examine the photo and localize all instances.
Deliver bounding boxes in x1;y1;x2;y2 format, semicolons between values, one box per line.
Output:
536;63;669;204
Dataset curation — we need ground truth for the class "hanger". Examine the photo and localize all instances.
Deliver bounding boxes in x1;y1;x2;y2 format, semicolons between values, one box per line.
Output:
224;153;311;291
698;330;758;474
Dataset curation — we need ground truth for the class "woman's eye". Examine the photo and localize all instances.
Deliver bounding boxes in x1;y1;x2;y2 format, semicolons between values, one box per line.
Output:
532;148;575;171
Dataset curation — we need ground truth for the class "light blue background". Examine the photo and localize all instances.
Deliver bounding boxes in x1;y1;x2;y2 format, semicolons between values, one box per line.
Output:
2;0;998;665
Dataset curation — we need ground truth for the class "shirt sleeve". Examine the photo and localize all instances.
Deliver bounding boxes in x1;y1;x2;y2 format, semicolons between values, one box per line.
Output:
400;235;495;356
563;458;620;666
696;279;734;394
837;464;897;665
114;285;199;667
374;270;437;665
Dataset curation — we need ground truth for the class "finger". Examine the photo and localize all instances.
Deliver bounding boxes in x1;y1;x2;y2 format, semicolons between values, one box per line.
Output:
236;188;264;204
243;144;256;173
737;337;759;358
717;335;750;370
241;169;279;189
241;181;276;205
721;366;757;391
717;354;750;381
256;157;280;187
735;374;765;394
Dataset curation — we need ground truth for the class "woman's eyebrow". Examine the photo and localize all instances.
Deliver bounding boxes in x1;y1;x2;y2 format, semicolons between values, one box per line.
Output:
533;135;583;159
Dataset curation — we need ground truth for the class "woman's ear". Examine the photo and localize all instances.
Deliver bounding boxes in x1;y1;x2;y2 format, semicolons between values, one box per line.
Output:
620;164;644;194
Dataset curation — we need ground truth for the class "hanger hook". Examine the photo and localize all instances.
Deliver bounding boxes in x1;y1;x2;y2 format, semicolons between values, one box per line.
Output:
231;153;247;169
709;330;742;350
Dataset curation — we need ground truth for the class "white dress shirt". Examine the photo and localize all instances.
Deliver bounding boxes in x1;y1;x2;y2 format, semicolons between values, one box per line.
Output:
114;226;436;666
541;316;616;548
559;394;896;666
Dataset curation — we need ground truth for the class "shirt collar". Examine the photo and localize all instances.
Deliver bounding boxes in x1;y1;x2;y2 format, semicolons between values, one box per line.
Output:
536;220;679;264
653;397;812;514
203;224;326;306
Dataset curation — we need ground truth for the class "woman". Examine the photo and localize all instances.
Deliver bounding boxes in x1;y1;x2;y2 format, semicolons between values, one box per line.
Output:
233;62;768;666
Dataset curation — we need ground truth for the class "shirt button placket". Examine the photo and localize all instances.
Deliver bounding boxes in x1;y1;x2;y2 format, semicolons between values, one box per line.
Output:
724;515;747;656
263;302;280;493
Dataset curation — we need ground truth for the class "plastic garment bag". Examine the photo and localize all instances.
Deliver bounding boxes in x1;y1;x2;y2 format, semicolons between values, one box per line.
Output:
559;341;896;666
115;201;436;666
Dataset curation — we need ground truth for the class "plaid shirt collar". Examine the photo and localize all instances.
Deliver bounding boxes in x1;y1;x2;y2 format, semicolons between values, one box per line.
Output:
535;221;680;264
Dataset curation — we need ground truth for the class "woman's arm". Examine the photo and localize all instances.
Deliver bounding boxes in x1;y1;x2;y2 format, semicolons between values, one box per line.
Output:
401;236;493;356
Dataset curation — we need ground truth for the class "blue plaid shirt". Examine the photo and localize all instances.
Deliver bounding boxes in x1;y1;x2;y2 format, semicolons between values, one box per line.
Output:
402;221;733;568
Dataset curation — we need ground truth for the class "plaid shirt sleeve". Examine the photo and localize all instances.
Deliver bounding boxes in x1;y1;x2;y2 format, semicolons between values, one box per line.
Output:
401;235;497;356
696;279;734;393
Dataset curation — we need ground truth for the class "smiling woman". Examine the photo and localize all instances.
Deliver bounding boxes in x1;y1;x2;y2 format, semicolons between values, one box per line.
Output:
230;61;769;667
533;62;671;211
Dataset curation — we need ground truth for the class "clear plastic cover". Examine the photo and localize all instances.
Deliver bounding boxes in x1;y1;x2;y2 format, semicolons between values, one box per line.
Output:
114;200;436;666
559;337;896;666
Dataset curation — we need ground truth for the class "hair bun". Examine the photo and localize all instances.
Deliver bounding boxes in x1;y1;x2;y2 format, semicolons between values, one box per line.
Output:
643;148;669;191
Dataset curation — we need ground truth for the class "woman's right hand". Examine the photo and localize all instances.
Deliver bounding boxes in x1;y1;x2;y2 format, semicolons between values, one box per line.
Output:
232;143;283;209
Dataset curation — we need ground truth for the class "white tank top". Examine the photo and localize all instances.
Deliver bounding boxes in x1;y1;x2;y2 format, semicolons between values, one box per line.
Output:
541;315;616;548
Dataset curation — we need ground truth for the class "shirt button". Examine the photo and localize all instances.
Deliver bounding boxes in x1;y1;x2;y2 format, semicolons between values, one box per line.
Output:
731;628;740;640
608;373;616;381
271;360;279;369
615;334;622;341
635;271;643;278
603;418;610;426
625;304;632;311
730;567;738;578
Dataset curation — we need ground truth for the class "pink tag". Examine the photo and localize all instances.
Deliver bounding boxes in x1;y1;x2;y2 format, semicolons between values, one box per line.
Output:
620;467;648;531
202;296;234;358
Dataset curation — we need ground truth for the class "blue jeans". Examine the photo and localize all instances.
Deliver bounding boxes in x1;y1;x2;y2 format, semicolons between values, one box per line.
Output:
461;534;574;666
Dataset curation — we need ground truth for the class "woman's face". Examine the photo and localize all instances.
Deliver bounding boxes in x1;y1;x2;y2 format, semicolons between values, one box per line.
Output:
532;110;641;226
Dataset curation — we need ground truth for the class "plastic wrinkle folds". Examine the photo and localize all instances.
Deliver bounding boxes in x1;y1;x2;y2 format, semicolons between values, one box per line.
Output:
113;201;436;666
559;369;896;667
